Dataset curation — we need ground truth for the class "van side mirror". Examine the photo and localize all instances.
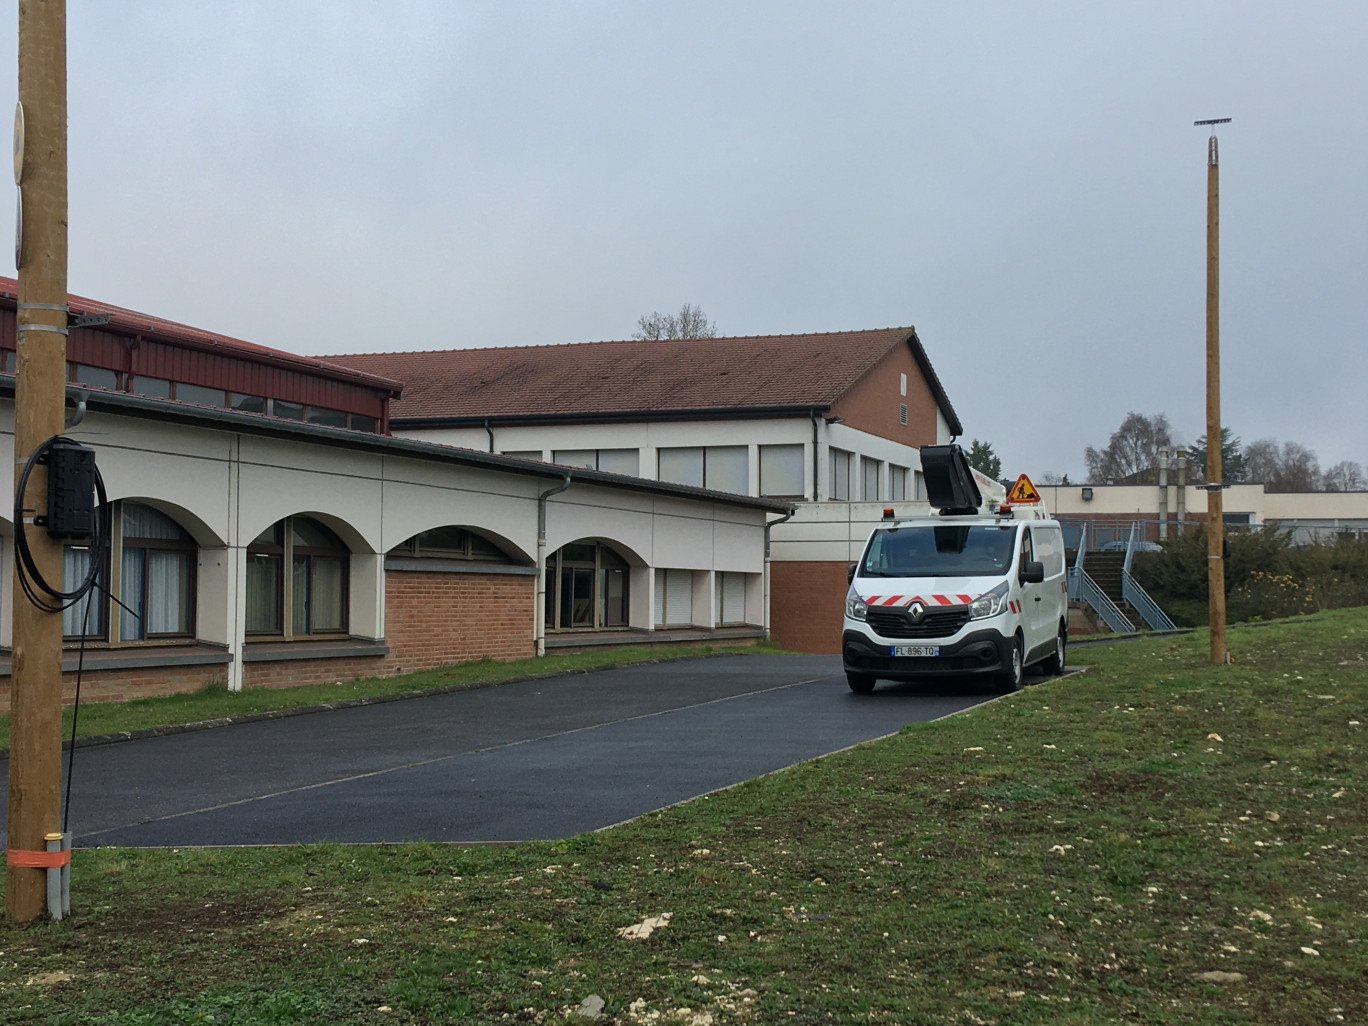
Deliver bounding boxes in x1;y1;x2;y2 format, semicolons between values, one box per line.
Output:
847;563;857;584
1020;560;1045;584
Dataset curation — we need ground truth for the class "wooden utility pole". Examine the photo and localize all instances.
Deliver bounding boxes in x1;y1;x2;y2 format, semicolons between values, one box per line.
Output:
7;0;69;923
1196;118;1230;664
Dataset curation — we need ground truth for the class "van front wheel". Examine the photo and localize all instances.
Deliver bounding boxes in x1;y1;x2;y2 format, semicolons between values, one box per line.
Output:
847;673;876;694
999;637;1024;693
1042;625;1066;676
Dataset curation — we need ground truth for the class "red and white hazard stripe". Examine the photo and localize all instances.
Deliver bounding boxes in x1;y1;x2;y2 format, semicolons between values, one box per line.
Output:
863;594;974;608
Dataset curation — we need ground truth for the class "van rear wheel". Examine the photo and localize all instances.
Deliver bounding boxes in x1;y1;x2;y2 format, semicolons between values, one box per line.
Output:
847;673;876;694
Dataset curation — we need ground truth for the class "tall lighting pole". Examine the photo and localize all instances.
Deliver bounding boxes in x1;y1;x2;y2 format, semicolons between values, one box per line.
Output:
7;0;70;923
1196;117;1230;664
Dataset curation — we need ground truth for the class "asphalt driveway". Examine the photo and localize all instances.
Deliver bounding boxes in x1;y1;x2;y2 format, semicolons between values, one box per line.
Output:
1;654;1002;847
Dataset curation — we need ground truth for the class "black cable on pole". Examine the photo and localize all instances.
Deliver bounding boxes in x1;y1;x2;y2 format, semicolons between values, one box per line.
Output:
12;434;113;837
13;435;109;613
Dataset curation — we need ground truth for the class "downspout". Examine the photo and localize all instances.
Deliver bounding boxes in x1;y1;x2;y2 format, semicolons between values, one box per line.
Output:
536;471;573;656
810;409;820;501
763;507;797;642
484;418;495;453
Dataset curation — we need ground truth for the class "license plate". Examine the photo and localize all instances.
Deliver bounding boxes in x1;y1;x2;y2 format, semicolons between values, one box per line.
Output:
891;645;939;657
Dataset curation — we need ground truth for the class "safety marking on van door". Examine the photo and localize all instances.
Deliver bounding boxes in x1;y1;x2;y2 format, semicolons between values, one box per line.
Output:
1007;474;1042;504
1008;599;1022;613
866;594;973;607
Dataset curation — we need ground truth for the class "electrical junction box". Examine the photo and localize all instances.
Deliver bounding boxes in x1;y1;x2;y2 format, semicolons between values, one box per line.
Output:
45;441;96;539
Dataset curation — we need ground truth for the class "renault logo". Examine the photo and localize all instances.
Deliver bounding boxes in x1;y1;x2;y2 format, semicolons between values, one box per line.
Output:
907;602;925;622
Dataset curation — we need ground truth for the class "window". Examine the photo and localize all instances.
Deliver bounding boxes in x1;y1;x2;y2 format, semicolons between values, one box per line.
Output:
716;572;747;625
390;526;514;563
553;449;597;470
899;373;907;397
596;449;639;476
118;503;195;641
658;446;747;492
830;448;852;501
658;447;704;488
349;413;378;433
890;465;909;501
306;406;348;428
133;376;173;399
230;393;266;414
71;364;121;391
176;383;226;407
861;457;881;502
544;541;630;631
705;446;748;493
759;444;805;498
246;516;349;638
2;350;14;372
270;399;305;421
654;568;694;627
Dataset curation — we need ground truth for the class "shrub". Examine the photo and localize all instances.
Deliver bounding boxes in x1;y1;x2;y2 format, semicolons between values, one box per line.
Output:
1134;525;1368;622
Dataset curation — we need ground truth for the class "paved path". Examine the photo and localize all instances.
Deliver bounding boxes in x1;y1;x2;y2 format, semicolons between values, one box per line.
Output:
2;655;1002;847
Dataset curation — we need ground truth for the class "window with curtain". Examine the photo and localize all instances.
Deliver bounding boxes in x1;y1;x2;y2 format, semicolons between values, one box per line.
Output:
62;546;104;639
119;502;196;642
246;516;349;639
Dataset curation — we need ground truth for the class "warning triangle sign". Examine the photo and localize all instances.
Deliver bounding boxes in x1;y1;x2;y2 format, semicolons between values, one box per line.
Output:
1007;474;1042;504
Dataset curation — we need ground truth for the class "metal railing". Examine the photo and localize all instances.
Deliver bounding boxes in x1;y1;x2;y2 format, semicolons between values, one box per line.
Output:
1117;523;1177;631
1068;565;1136;634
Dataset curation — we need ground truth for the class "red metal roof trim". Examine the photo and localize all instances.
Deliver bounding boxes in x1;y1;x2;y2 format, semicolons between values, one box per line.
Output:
0;277;402;397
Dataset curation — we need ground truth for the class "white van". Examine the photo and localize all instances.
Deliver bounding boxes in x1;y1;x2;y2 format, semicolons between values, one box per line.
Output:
841;446;1068;694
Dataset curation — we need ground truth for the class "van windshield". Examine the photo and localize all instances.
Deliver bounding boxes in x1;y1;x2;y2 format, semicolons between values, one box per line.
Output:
860;524;1017;578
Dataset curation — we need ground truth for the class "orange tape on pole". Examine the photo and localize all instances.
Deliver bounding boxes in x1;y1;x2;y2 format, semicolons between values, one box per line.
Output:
6;848;71;868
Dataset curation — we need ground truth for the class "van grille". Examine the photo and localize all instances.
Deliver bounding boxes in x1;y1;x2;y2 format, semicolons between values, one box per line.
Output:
866;607;970;639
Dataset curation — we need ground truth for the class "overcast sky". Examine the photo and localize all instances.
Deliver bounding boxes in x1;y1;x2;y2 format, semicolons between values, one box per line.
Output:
4;2;1365;481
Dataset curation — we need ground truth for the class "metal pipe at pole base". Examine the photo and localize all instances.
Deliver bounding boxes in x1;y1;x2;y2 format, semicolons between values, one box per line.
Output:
44;832;62;922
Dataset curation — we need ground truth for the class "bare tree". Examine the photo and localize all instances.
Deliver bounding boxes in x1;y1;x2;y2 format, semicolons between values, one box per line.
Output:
1245;437;1323;492
633;304;717;340
1323;460;1366;492
1084;412;1173;484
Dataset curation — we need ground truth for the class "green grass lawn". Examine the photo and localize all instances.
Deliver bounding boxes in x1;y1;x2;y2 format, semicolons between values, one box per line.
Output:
2;612;1365;1024
0;642;779;753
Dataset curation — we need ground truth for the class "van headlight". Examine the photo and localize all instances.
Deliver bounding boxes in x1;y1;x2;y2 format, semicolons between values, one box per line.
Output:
845;589;868;621
968;582;1009;620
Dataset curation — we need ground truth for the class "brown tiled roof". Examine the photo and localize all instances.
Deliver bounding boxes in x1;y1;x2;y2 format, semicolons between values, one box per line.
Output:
331;327;961;431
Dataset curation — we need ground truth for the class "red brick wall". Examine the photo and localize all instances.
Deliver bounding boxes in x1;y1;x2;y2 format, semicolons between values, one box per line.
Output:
0;662;230;714
0;571;537;715
379;570;536;675
770;561;850;654
828;341;940;445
